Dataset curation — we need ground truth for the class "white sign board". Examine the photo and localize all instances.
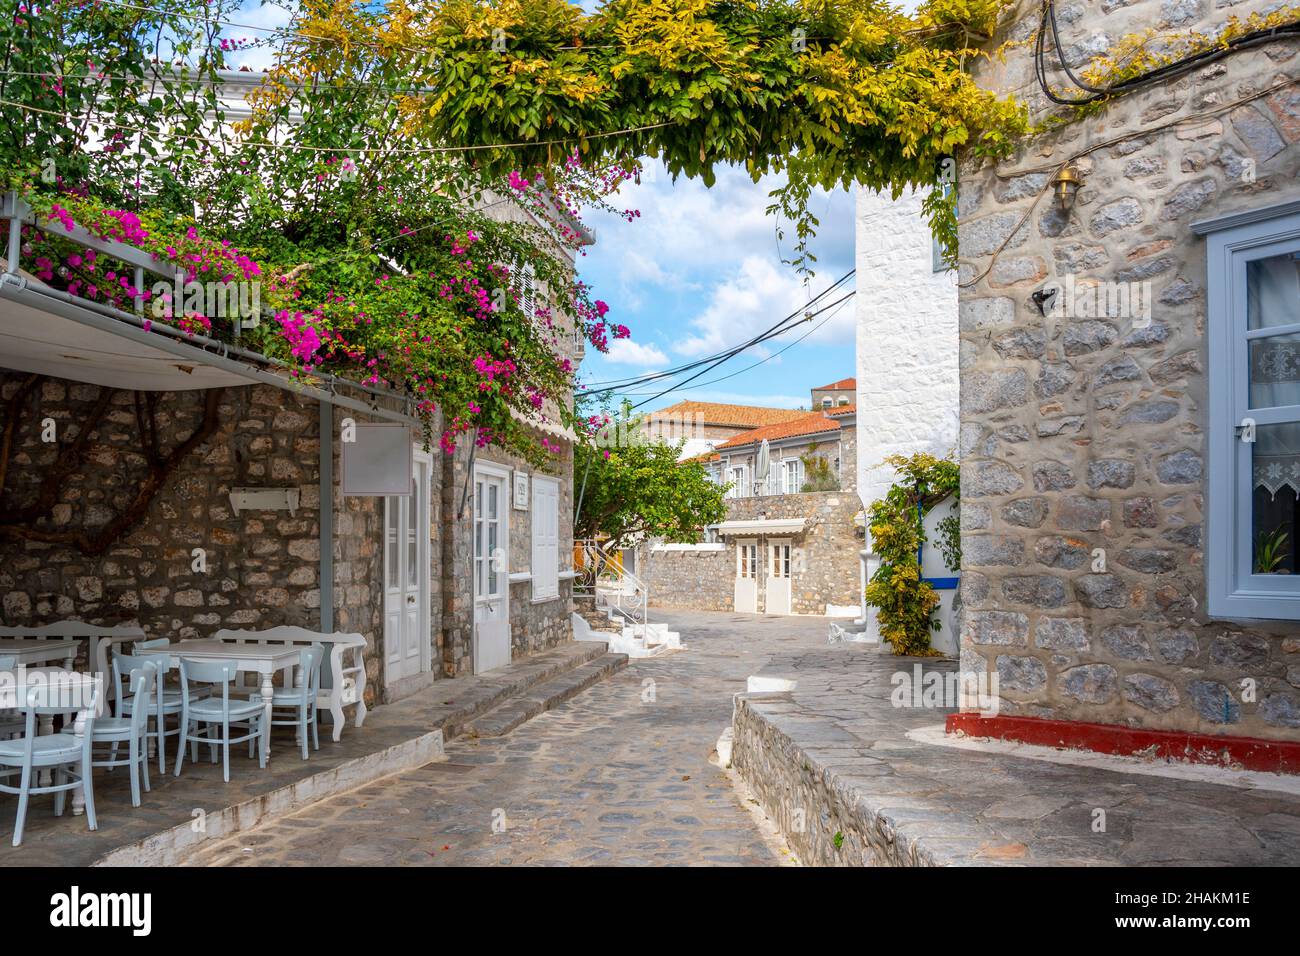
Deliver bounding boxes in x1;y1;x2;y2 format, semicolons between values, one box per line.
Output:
341;422;412;496
513;471;530;510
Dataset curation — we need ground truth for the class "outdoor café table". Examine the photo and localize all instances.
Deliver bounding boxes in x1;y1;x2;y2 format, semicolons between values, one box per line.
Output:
134;639;301;761
0;666;100;813
0;637;82;670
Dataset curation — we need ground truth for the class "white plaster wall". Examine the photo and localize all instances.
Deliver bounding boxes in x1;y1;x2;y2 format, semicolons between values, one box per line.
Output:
855;187;959;507
855;187;960;650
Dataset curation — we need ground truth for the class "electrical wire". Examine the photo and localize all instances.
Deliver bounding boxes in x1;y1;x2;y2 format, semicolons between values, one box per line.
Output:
626;289;856;410
581;268;855;391
1035;0;1300;106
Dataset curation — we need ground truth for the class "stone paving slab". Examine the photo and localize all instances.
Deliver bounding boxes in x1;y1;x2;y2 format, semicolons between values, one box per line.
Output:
464;653;628;738
732;642;1300;866
184;611;829;866
0;641;608;866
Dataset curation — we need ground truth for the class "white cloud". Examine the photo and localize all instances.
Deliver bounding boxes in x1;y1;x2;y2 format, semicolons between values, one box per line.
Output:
604;338;669;368
675;256;856;358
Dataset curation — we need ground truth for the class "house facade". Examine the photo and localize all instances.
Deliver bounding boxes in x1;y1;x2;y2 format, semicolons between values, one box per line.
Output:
954;0;1300;744
639;386;863;616
0;73;591;707
641;399;808;461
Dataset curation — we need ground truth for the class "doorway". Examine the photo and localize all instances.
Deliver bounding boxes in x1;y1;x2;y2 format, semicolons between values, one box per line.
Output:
472;463;511;673
765;540;792;614
734;538;759;612
383;450;432;683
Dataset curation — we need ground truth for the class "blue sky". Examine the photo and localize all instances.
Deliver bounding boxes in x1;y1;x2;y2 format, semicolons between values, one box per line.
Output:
574;165;857;415
224;2;858;415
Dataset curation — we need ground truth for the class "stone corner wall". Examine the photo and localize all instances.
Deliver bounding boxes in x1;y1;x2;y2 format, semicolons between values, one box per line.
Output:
957;1;1300;738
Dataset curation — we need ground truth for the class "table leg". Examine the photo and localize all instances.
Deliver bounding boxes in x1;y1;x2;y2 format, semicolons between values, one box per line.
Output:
261;670;274;764
37;712;54;789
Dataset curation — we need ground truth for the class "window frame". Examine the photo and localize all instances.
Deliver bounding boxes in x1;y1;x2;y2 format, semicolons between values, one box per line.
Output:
1201;202;1300;620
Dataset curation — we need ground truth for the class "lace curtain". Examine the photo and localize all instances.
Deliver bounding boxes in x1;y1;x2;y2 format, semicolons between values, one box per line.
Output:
1250;252;1300;496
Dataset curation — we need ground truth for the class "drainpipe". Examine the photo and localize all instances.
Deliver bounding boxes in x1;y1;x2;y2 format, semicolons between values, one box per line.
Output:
319;399;334;632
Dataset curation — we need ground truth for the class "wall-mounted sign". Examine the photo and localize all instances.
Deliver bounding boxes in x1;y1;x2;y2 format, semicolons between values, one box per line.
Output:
230;487;300;516
513;471;530;510
341;422;413;496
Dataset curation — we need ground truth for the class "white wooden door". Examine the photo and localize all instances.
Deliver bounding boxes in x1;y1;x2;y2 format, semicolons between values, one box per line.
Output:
765;540;792;614
383;452;430;682
734;538;759;612
473;467;511;673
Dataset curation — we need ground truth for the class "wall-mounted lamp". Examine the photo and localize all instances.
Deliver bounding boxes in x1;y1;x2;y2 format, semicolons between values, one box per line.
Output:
1050;164;1082;211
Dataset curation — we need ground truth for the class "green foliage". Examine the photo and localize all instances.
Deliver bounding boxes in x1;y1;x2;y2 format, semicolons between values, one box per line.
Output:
309;0;1030;266
574;427;728;551
798;445;839;492
863;452;959;656
1256;524;1290;574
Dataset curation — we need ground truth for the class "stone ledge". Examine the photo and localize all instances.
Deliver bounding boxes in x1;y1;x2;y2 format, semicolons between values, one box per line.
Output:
730;644;1300;866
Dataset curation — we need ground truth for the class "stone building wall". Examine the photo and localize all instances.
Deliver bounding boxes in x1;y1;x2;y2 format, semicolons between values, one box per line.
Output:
640;545;734;612
641;491;863;615
0;376;396;706
957;0;1300;738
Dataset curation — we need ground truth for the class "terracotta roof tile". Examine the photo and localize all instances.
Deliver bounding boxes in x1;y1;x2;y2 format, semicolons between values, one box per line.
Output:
813;377;856;391
646;400;808;429
714;410;845;450
826;403;857;417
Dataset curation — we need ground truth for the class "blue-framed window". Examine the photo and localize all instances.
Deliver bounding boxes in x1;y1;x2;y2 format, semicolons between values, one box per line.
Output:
1199;201;1300;620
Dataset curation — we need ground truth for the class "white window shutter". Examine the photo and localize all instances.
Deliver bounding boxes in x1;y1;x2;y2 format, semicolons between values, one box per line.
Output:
532;476;559;600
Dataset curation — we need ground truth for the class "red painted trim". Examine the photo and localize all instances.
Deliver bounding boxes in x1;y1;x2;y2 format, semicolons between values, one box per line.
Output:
944;712;1300;775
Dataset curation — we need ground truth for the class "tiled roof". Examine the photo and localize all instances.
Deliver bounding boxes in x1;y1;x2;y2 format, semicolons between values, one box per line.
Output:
645;400;808;429
714;410;845;450
826;403;857;418
813;377;856;391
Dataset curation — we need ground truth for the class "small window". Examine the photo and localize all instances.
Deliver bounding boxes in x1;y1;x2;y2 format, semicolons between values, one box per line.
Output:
838;396;849;406
1201;203;1300;619
821;396;832;409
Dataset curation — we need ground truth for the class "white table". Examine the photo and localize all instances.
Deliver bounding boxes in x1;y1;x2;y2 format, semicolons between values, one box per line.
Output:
135;640;301;762
0;637;83;669
0;667;100;815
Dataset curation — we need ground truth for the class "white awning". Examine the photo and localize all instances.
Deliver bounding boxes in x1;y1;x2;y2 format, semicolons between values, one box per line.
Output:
0;275;255;391
716;518;805;536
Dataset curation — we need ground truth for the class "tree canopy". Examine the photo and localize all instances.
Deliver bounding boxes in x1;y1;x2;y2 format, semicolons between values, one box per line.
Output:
575;433;728;550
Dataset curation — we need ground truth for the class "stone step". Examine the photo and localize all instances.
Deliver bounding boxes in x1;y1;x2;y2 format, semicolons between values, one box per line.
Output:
461;652;628;738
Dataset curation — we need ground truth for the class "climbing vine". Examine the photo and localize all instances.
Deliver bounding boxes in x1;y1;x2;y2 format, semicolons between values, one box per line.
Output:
863;452;959;657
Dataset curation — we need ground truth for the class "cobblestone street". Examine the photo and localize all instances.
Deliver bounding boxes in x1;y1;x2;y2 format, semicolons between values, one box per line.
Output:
187;611;827;866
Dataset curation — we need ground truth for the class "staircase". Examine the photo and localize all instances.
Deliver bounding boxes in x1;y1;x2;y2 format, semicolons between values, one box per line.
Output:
572;539;683;657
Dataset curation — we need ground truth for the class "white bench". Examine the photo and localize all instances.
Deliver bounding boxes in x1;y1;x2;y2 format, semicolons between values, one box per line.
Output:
211;626;369;741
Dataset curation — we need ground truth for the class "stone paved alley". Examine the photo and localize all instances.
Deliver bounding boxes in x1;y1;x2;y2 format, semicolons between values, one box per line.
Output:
187;611;821;866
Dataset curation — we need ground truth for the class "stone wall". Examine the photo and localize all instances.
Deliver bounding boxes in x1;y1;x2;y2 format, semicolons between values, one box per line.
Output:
957;0;1300;738
640;545;734;612
0;376;395;706
641;491;863;615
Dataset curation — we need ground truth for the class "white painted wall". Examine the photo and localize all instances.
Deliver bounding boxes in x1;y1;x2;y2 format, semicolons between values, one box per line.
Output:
854;187;960;651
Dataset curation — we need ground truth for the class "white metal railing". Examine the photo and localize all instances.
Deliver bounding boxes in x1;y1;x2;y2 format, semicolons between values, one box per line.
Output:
574;538;649;630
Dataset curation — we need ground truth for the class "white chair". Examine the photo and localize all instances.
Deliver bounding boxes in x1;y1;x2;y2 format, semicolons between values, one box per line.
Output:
250;645;324;761
92;663;155;807
0;655;21;739
174;659;266;783
114;645;189;773
0;677;100;846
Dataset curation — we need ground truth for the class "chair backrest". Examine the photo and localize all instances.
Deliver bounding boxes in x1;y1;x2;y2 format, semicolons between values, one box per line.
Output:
125;666;155;735
298;645;325;692
113;651;161;718
0;655;15;671
5;677;102;765
179;658;238;718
